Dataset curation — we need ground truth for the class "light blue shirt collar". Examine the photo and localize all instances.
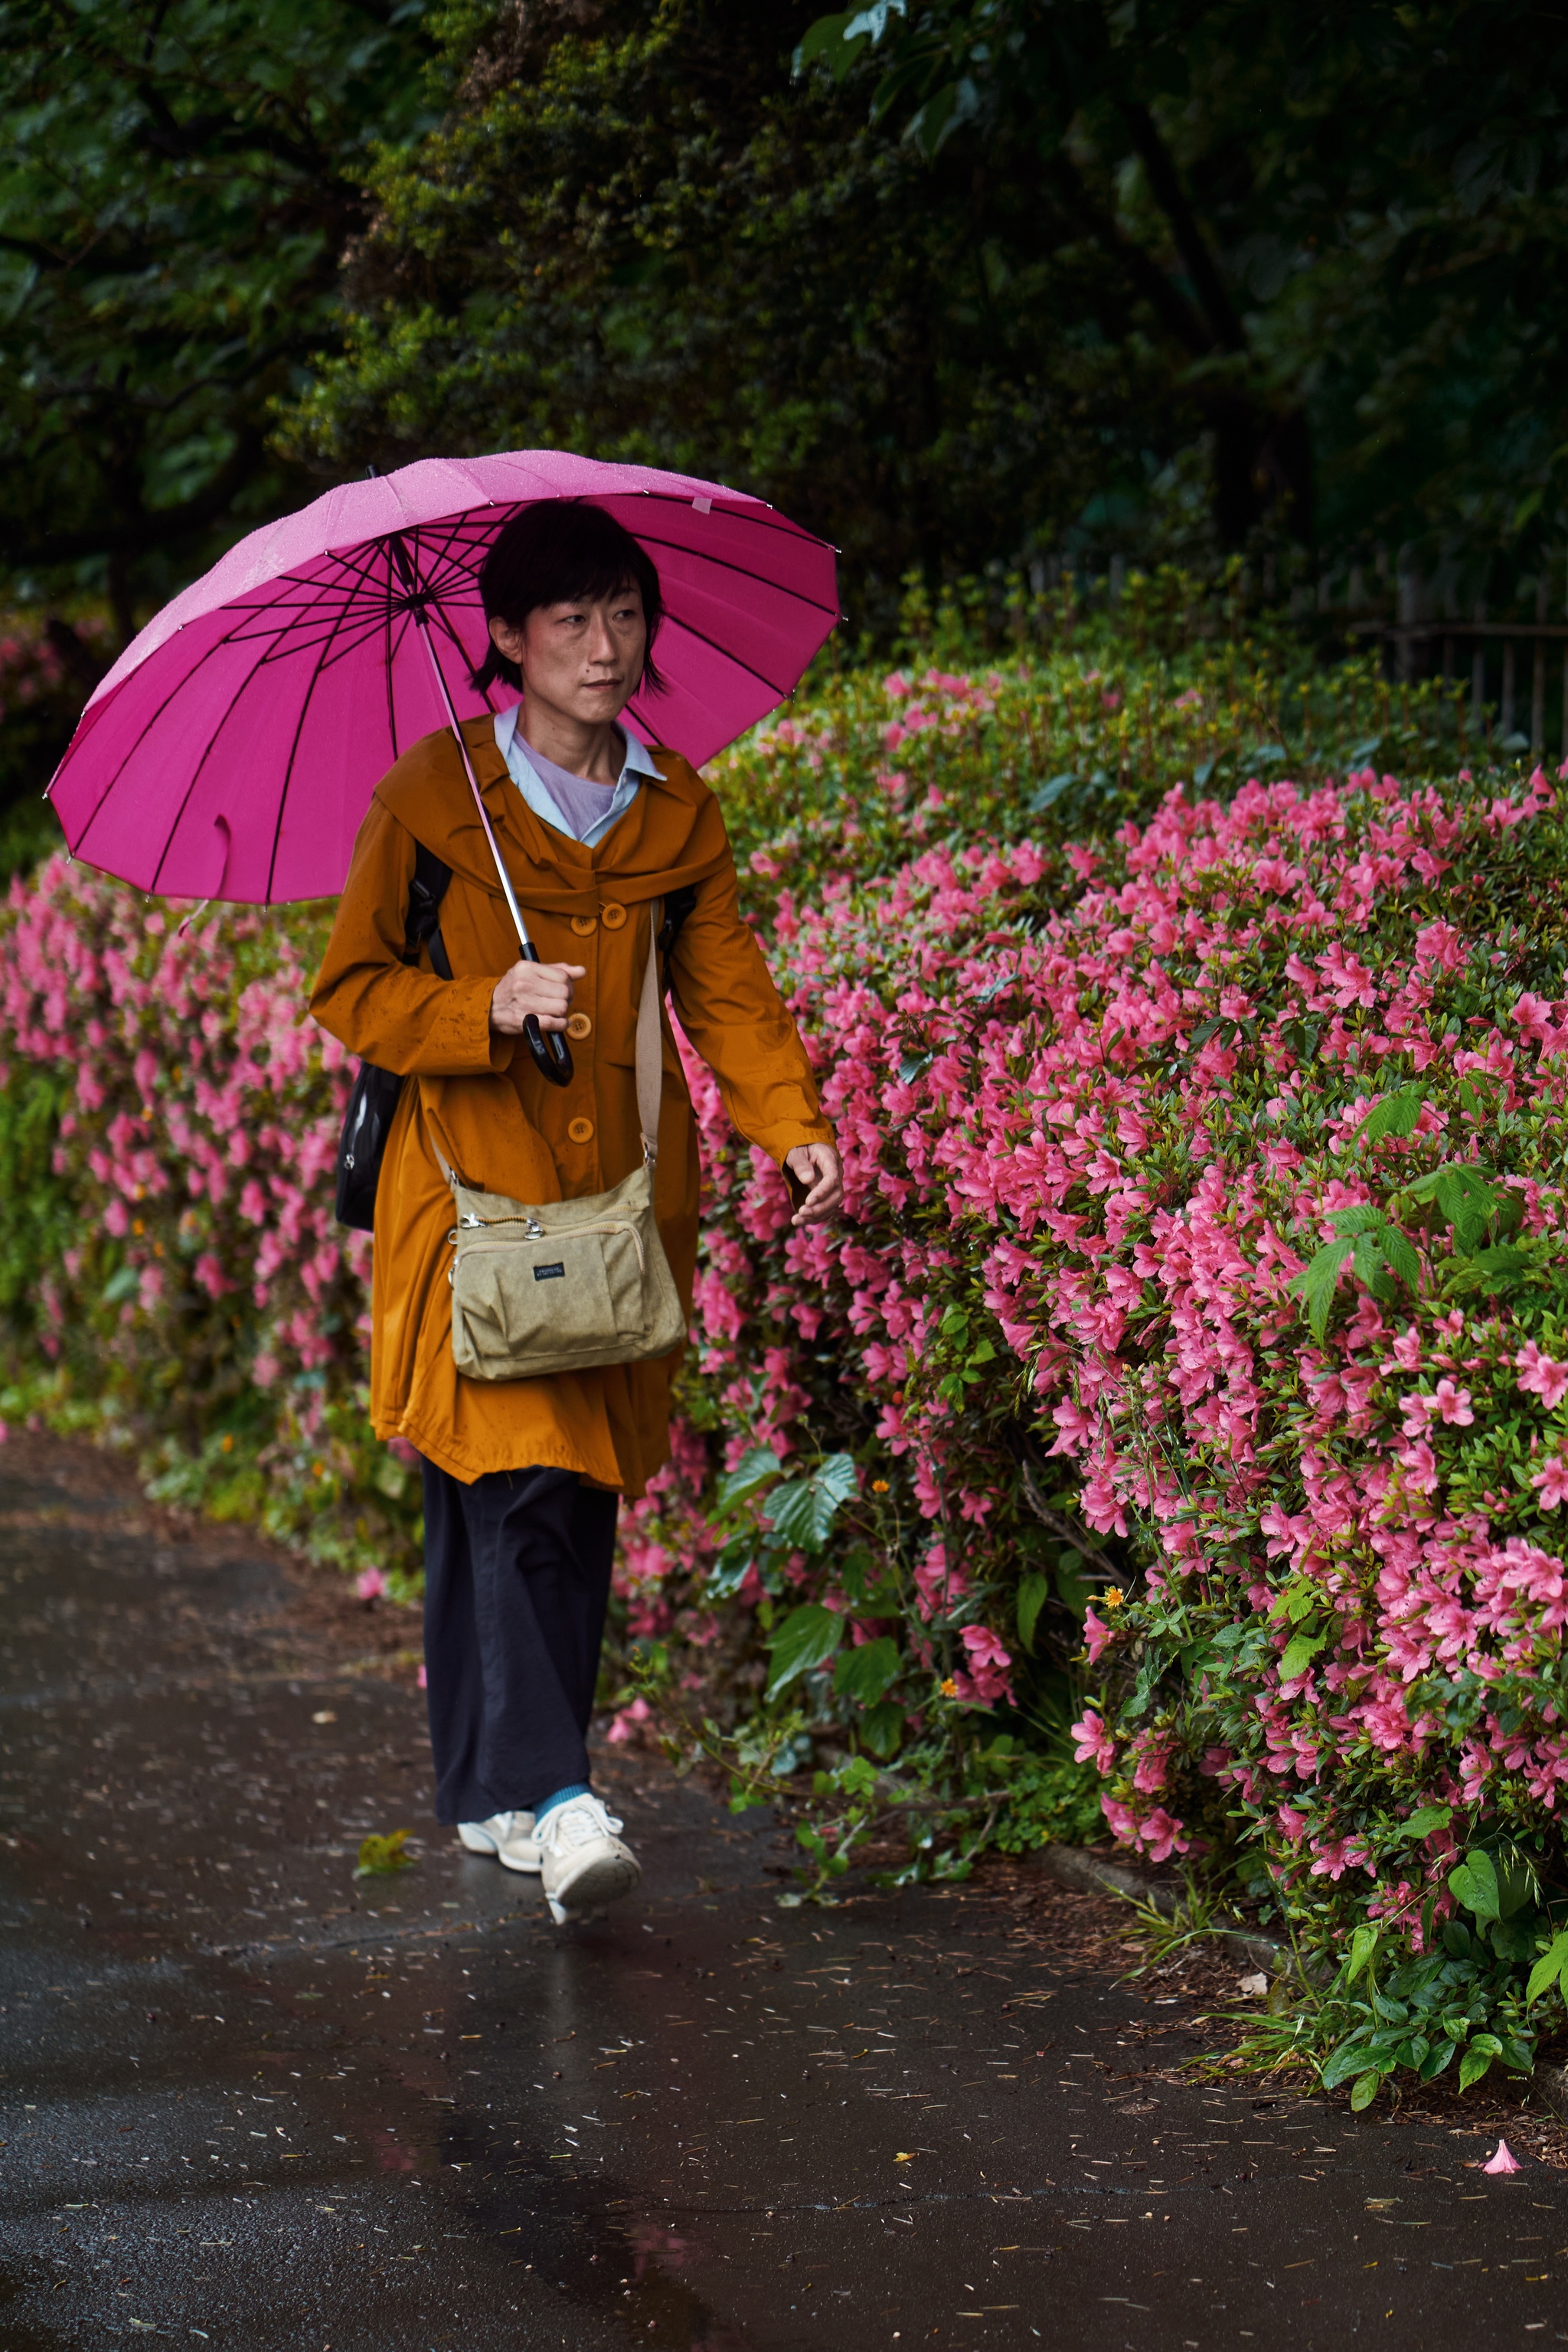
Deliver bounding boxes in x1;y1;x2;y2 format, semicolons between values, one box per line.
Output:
493;706;658;848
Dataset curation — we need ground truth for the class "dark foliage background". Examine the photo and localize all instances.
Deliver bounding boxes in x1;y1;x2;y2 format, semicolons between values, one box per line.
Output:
4;2;1568;796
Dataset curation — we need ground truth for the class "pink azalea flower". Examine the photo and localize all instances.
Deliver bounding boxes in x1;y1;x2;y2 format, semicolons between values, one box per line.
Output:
355;1567;387;1602
1429;1380;1472;1425
1533;1454;1568;1511
1482;2141;1522;2176
1517;1341;1568;1410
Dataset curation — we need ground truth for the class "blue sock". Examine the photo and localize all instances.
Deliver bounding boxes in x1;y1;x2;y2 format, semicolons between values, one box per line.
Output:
534;1782;590;1824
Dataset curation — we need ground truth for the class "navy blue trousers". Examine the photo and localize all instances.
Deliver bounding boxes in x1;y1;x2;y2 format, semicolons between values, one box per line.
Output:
420;1460;618;1825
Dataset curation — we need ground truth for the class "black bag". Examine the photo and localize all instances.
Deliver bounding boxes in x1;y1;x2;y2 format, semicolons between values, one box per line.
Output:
333;843;452;1232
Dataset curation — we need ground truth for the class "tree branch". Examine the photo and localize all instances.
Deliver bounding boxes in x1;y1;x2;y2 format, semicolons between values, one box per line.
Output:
1047;149;1214;358
1117;96;1246;355
1016;1456;1124;1583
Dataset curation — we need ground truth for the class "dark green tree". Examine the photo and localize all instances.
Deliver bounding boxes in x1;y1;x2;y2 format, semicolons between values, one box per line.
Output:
283;0;1180;616
801;0;1568;568
0;0;435;645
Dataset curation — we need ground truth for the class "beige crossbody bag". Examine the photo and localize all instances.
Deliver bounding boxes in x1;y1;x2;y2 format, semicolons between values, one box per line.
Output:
440;904;687;1382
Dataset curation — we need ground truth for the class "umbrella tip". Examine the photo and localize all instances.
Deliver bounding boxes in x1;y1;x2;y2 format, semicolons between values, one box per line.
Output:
364;465;378;480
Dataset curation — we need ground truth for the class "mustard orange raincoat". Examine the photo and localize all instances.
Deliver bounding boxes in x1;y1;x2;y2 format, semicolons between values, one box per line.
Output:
309;720;831;1496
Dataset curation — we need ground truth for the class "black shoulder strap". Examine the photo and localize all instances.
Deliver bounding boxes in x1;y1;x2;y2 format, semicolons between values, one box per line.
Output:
657;884;697;996
403;842;452;982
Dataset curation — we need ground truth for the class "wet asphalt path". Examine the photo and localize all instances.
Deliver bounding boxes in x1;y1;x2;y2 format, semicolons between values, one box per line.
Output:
0;1436;1563;2351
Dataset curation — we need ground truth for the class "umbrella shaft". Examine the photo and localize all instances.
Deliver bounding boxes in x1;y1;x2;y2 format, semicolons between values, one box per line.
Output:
413;612;535;961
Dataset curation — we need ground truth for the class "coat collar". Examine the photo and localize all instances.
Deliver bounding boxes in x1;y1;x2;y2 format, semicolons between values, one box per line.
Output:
373;718;730;912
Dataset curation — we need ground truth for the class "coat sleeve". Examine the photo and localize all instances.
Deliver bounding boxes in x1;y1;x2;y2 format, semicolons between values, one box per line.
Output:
667;834;833;1165
309;795;514;1077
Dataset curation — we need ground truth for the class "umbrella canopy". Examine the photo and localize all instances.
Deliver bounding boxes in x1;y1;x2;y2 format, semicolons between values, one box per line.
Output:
47;451;840;904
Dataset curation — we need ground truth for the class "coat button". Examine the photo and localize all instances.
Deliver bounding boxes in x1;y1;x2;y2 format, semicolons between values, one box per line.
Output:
570;913;596;937
566;1012;593;1040
600;901;628;930
567;1116;595;1145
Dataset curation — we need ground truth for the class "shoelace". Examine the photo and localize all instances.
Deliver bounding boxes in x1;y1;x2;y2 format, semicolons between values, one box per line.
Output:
546;1797;624;1850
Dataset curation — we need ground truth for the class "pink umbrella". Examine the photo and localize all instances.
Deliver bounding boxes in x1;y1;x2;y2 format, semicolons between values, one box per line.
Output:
47;449;840;906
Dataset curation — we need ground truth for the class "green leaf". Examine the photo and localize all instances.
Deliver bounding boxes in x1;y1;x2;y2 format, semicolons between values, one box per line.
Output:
1490;1913;1538;1962
1377;1227;1423;1290
1442;1241;1533;1295
1459;2040;1498;2091
1321;2038;1374;2090
1403;1805;1452;1839
795;11;856;76
766;1603;844;1696
1351;1230;1400;1300
1345;1925;1380;1983
1526;1931;1568;2005
1349;2069;1383;2112
1449;1849;1501;1924
705;1534;759;1599
858;1700;904;1760
766;1454;859;1550
1328;1203;1393;1237
1278;1628;1327;1681
103;1264;142;1305
711;1448;782;1518
354;1829;414;1879
1407;1164;1501;1254
1359;1087;1426;1143
1419;2040;1457;2081
1016;1570;1050;1654
834;1635;901;1704
1292;1238;1354;1341
1031;772;1078;812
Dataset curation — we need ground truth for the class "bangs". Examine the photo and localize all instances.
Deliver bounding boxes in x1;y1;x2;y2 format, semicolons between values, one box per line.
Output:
469;500;665;699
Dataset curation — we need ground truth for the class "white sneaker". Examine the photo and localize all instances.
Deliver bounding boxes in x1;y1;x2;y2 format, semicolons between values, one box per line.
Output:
537;1793;641;1925
456;1811;541;1873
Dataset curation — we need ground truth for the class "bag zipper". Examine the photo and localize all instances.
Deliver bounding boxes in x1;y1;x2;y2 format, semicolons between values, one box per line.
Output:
453;1218;648;1273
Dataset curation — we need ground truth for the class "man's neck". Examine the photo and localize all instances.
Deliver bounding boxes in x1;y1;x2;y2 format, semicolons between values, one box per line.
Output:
516;704;624;786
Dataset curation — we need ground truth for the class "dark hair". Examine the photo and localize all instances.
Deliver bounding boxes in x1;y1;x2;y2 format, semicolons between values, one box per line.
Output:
469;498;665;697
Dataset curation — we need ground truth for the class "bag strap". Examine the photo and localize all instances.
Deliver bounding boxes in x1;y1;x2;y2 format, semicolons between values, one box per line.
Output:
404;841;453;980
635;900;662;1166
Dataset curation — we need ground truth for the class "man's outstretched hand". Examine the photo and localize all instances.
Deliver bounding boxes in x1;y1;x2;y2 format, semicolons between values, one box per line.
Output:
784;1142;843;1227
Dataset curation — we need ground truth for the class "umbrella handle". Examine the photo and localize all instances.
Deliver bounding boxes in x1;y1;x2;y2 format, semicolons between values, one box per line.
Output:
403;580;573;1088
517;952;574;1085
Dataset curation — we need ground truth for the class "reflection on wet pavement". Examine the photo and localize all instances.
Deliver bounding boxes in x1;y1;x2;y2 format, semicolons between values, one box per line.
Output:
0;1435;1560;2349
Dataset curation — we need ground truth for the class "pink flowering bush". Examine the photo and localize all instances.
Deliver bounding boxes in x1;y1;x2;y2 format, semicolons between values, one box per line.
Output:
0;855;423;1577
630;724;1568;2088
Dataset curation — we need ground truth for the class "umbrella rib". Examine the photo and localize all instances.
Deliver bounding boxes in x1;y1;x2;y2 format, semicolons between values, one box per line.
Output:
623;525;841;622
143;635;282;897
74;612;260;873
384;544;399;760
424;590;494;714
639;611;799;702
262;557;374;904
